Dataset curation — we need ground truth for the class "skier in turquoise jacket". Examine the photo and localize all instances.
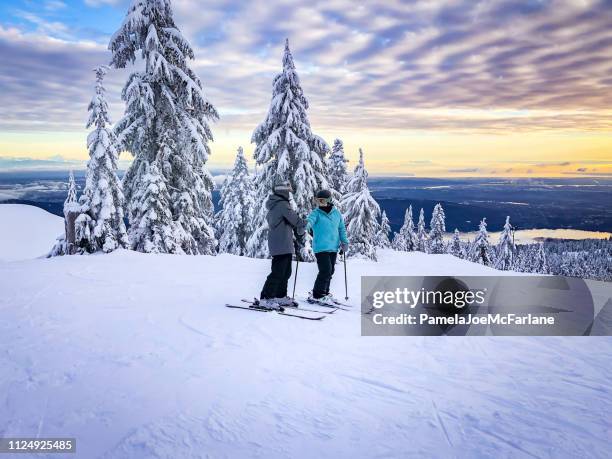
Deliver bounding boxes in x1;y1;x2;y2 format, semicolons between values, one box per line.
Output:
306;189;349;302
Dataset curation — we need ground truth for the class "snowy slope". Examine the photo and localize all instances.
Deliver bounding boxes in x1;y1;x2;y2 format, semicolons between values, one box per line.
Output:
0;204;63;261
0;207;610;458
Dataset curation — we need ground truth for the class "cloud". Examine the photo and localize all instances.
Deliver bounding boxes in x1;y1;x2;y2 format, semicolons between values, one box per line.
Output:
535;161;571;167
0;25;125;132
15;11;72;39
84;0;123;6
372;171;416;177
0;155;135;171
47;154;67;162
0;156;84;170
1;0;612;139
447;168;480;173
562;171;612;176
44;1;67;11
0;179;69;201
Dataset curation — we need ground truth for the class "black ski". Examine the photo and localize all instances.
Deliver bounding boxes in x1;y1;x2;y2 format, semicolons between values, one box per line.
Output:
226;304;270;313
328;298;353;308
285;304;337;314
279;311;325;320
305;298;351;311
241;299;337;314
226;304;325;321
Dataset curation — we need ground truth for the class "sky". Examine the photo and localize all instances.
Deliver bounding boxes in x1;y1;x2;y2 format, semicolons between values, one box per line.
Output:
0;0;611;177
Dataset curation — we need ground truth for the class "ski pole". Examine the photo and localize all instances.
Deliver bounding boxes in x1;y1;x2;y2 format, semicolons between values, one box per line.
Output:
342;253;349;300
292;257;299;301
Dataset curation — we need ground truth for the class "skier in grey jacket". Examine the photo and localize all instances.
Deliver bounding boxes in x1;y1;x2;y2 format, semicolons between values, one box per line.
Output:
258;180;306;309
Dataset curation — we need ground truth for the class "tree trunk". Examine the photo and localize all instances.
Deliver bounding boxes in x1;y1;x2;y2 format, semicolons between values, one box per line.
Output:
65;210;78;255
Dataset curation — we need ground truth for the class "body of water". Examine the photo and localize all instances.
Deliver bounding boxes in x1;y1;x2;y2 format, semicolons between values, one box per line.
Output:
1;171;611;240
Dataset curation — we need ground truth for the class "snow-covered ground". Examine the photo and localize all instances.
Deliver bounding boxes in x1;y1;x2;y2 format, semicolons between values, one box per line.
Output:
0;205;611;458
0;204;63;262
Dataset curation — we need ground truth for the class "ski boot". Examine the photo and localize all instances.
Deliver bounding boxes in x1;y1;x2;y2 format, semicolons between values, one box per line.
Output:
275;296;299;308
255;298;285;311
308;292;335;307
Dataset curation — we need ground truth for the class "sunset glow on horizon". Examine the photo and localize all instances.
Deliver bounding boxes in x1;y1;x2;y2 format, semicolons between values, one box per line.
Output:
1;0;611;177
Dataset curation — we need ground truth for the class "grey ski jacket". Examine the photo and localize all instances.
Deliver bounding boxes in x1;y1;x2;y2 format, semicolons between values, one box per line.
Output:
266;192;306;256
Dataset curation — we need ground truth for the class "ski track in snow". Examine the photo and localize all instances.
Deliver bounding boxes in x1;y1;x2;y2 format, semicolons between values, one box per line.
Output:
0;243;611;458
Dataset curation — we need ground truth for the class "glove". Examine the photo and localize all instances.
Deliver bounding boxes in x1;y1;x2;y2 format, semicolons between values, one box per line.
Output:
339;242;349;254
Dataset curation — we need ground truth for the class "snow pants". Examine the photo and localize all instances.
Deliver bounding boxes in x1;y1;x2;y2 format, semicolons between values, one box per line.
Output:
260;254;293;299
313;251;337;299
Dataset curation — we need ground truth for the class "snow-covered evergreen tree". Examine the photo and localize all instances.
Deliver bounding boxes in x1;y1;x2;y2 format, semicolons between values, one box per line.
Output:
534;243;549;273
65;170;78;210
48;235;67;257
375;210;391;249
449;228;463;258
128;161;180;253
74;213;95;253
516;243;548;274
392;205;416;251
448;228;466;258
495;216;515;270
77;65;128;253
416;208;428;252
341;149;380;260
429;203;446;254
512;246;528;272
49;171;79;256
520;238;610;280
247;39;329;258
326;138;349;201
216;147;255;256
470;218;494;266
67;170;93;252
110;0;218;255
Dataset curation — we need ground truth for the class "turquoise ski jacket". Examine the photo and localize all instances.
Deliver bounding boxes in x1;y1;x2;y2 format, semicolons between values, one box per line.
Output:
306;206;349;253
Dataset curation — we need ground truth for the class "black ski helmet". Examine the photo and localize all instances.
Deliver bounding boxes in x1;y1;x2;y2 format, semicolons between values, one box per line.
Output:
315;189;332;200
273;179;292;193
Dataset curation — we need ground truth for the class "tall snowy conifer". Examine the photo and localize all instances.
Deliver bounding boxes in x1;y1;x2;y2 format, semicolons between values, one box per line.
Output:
77;66;128;253
429;203;446;254
247;39;329;258
326;138;349;201
449;229;463;258
341;149;380;260
375;210;391;249
495;216;515;270
416;208;428;252
109;0;219;254
470;218;493;266
534;243;549;273
392;205;416;251
216;147;255;256
65;170;78;210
